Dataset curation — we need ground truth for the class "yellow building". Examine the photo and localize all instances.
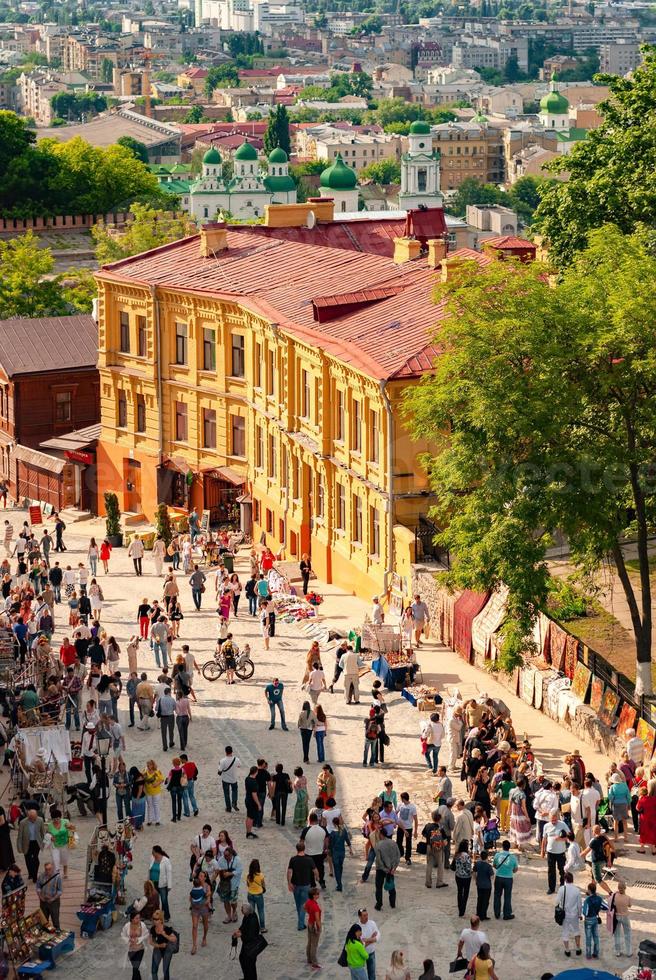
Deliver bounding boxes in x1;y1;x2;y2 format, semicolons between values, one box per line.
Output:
94;202;495;598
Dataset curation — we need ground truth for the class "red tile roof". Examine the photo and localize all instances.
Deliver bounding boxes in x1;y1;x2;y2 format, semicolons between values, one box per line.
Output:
97;226;497;382
482;236;535;250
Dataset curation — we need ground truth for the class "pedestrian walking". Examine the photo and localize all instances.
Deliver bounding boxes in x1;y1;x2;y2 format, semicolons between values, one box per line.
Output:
343;924;369;980
357;908;379;980
54;515;66;552
246;859;266;931
456;915;488;968
189;565;206;610
287;841;318;930
270;763;292;825
455;840;473;917
245;765;262;839
612;880;632;957
608;773;631;843
330;817;353;892
150;847;172;922
218;746;241;813
421;809;447;890
121;910;150;980
395;792;418;866
384;950;411;980
293;768;309;828
144;761;164;826
152;536;166;576
217;846;242;923
374;835;399;911
100;538;112;573
233;902;265;980
341;646;364;704
422;712;443;774
189;874;211;954
36;861;62;929
17;808;45;882
165;758;184;823
467;942;499;980
149;910;177;980
128;535;144;576
473;850;494;920
130;767;147;830
265;677;288;730
157;687;176;752
492;840;518;920
410;593;430;645
301;813;328;888
307;661;327;705
582;880;608;959
542;810;569;894
555;872;582;958
298;701;316;763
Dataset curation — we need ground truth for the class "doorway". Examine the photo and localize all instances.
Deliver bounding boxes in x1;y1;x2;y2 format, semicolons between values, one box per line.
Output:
124;459;142;513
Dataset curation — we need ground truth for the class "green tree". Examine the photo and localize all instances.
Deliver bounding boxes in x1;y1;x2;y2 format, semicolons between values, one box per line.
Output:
406;224;656;693
100;57;114;84
204;64;239;96
50;91;107;120
507;175;550;224
448;177;505;216
534;46;656;265
0;234;71;317
263;103;291;156
92;203;197;264
117;135;149;164
359;157;401;184
184;105;205;123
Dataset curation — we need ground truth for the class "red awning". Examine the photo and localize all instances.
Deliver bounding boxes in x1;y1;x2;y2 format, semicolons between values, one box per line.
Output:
203;466;245;486
453;590;489;663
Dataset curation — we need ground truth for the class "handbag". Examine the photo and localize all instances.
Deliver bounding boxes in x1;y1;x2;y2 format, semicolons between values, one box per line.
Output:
383;872;395;892
555;885;566;926
337;946;348;968
450;957;469;973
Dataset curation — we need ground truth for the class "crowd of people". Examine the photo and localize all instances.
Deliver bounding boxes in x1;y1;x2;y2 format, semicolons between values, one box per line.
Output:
0;513;653;979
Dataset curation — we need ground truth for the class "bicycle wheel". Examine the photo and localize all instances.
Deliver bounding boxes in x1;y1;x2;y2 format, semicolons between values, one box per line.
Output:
202;660;223;681
235;659;255;680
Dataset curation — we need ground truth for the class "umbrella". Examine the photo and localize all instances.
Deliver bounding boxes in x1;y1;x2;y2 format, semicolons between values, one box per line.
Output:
553;970;619;980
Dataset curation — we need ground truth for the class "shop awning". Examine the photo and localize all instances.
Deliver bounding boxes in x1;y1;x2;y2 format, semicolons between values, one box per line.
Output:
236;493;252;504
204;466;245;486
13;444;66;475
40;422;100;453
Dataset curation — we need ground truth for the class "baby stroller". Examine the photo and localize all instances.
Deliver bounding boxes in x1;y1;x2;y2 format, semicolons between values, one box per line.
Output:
483;817;500;850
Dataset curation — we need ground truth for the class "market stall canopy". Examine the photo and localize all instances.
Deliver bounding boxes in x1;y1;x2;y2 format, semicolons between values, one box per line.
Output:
40;422;100;454
13;443;66;475
453;590;489;661
204;466;245;486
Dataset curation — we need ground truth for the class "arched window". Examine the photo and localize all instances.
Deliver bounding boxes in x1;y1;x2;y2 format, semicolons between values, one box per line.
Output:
203;207;208;218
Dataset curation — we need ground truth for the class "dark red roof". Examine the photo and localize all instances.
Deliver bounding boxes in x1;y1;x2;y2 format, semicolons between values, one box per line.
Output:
483;236;534;249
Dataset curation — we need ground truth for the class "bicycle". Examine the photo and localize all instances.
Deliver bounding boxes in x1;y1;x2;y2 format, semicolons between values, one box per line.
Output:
201;651;255;682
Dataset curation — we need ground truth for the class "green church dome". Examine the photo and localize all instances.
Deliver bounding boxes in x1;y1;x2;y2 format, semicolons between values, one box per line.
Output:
540;80;569;114
234;141;259;161
268;146;288;163
409;119;431;134
319;153;357;190
264;174;296;192
202;146;222;164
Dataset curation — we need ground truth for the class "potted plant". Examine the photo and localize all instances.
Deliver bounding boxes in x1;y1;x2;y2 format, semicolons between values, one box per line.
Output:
155;502;173;560
104;491;123;547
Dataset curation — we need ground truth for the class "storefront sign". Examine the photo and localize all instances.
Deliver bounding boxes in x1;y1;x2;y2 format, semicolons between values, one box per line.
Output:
28;505;42;526
64;450;94;465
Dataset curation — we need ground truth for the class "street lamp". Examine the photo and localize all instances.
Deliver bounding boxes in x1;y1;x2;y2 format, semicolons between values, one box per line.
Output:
96;729;111;826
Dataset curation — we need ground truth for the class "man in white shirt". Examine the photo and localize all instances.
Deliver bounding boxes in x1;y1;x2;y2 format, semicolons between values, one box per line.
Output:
396;792;418;866
422;713;444;774
190;825;217;876
581;778;601;845
534;780;560;844
340;647;364;705
300;813;328;888
218;746;241;813
371;596;384;626
456;916;487;963
625;728;644;765
358;908;380;980
540;810;569;894
323;801;341;834
307;665;326;705
569;784;585;847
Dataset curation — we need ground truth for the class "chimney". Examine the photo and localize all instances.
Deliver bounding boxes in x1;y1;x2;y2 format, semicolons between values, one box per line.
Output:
393;237;421;265
200;221;227;257
440;256;466;283
427;237;448;268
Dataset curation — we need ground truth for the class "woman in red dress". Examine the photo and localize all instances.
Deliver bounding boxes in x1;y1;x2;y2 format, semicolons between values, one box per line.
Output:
636;782;656;854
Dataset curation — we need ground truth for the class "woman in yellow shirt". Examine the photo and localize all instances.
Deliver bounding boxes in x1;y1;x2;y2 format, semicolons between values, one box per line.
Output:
246;858;266;932
143;759;164;826
472;944;499;980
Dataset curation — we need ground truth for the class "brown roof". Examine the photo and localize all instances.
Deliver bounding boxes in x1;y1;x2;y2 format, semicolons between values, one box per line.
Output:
0;315;98;377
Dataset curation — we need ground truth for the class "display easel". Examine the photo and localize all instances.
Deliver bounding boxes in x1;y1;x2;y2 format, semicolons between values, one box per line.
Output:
77;822;134;938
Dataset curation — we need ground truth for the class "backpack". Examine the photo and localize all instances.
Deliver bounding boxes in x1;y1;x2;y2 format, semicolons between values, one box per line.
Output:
429;826;444;853
366;721;379;740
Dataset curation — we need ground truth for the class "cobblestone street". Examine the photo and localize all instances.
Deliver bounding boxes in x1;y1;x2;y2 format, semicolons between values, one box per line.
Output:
30;516;654;980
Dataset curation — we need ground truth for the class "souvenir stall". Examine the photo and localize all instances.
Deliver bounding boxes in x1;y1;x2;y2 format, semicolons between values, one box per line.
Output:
364;624;419;691
77;822;134;938
1;885;74;977
268;567;320;624
401;684;441;710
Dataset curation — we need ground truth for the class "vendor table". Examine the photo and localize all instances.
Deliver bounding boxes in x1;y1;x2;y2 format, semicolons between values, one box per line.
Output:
372;655;417;691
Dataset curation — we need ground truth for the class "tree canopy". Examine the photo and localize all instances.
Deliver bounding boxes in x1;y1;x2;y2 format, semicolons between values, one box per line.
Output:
0;114;176;217
204;64;239;96
264;104;291;157
406;225;656;692
534;45;656;265
116;135;149;164
0;233;91;318
448;175;550;224
359;157;401;184
92;203;197;265
50;91;107;121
